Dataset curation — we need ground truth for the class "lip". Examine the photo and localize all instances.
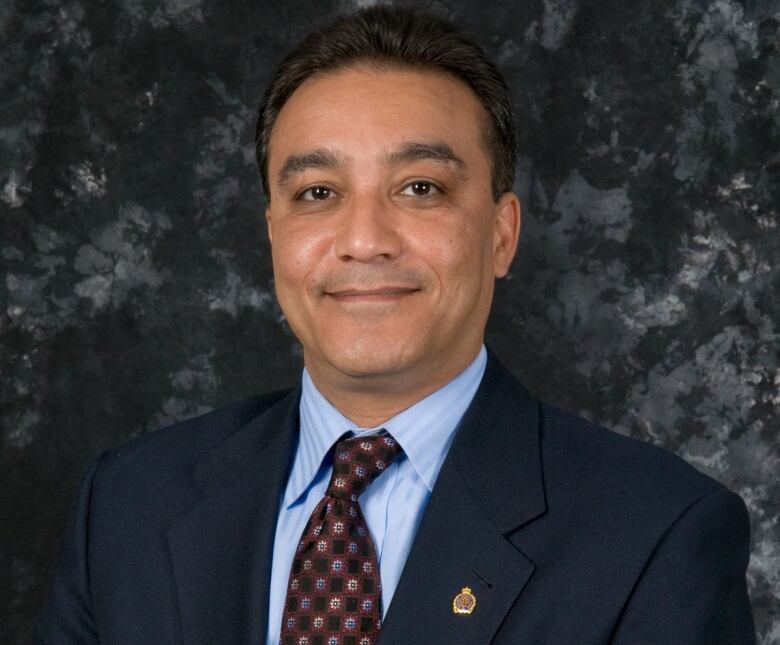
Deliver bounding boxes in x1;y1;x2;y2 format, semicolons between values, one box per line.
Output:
325;286;420;301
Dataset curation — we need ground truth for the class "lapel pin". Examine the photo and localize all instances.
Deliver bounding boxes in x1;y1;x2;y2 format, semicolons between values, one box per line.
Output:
452;586;477;615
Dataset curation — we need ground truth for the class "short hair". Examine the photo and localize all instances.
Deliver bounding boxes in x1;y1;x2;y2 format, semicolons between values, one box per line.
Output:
255;4;516;202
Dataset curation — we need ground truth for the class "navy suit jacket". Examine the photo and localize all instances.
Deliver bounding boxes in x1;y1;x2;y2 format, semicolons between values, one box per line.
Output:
36;354;755;644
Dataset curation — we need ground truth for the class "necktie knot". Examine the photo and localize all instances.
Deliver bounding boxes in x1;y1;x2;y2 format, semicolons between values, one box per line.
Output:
326;430;402;500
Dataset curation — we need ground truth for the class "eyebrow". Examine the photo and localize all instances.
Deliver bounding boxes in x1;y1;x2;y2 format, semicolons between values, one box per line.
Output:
277;149;347;186
276;140;466;187
383;141;465;170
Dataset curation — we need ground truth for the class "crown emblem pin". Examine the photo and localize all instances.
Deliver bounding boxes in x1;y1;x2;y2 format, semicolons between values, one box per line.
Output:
452;586;477;615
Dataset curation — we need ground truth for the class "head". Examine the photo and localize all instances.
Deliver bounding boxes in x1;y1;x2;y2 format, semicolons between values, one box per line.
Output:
257;4;521;403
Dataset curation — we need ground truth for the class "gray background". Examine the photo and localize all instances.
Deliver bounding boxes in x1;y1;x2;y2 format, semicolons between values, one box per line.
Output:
1;0;778;642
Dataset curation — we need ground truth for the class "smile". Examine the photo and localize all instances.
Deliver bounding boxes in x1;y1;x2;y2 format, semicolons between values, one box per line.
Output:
325;287;420;302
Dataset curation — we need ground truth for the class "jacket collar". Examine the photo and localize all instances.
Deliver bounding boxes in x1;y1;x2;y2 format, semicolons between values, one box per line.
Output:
167;386;301;645
379;350;547;644
451;348;546;533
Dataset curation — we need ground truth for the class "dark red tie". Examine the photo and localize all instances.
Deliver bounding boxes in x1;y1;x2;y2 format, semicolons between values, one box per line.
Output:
279;431;402;645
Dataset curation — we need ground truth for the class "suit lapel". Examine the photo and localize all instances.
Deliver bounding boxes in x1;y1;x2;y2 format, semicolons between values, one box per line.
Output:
379;354;546;645
167;387;300;645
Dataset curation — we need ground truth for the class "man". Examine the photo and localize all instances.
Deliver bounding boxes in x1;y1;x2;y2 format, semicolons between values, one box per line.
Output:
37;5;755;644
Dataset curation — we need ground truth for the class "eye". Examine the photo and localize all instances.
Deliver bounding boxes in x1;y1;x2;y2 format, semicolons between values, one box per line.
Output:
401;181;441;197
297;185;333;201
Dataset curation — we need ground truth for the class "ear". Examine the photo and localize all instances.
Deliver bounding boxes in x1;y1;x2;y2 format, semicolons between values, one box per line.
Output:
265;207;273;245
492;192;521;278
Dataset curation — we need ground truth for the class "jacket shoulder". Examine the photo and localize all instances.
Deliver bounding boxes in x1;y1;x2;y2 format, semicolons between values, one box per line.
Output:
97;389;293;480
537;402;730;520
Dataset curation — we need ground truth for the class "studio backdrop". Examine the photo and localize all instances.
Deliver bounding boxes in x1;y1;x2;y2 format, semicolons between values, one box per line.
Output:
1;0;778;642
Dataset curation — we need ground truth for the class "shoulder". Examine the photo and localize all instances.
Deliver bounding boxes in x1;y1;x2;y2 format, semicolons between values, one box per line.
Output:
536;401;741;535
539;403;720;489
91;389;292;491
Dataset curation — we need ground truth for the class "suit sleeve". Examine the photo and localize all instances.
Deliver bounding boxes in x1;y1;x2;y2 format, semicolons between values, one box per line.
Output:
611;486;756;644
34;451;109;644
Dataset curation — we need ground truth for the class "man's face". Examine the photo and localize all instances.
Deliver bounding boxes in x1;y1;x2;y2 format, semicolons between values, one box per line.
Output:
265;66;520;393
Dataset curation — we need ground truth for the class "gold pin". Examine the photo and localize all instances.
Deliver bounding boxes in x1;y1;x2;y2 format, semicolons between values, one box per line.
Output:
452;586;477;615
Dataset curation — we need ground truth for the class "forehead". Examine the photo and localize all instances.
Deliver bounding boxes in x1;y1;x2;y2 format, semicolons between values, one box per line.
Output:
267;65;492;173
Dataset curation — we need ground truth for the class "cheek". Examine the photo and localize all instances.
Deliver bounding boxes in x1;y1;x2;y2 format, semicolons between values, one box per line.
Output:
415;212;491;278
272;223;330;283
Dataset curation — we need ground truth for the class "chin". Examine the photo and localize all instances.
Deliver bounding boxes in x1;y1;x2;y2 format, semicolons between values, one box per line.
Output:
322;339;422;381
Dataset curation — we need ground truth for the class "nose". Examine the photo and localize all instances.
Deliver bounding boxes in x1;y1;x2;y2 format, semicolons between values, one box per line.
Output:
333;191;402;262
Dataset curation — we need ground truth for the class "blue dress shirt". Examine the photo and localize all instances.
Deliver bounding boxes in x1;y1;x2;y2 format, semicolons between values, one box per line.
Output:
266;346;487;644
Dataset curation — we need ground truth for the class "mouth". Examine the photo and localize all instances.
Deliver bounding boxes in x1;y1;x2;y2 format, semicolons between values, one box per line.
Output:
325;286;421;302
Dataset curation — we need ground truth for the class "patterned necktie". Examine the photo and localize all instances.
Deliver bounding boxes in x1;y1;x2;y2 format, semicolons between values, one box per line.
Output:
279;430;402;645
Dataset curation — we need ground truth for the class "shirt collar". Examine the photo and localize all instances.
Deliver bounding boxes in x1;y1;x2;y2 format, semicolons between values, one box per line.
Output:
285;346;487;507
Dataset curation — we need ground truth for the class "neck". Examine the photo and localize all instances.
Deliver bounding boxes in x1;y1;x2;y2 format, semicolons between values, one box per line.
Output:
305;348;482;428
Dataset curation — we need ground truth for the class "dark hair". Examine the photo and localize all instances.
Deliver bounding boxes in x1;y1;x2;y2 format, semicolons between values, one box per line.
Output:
255;4;516;202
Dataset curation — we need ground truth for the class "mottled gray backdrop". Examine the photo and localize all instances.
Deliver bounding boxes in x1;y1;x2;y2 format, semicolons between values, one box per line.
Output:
1;0;778;642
